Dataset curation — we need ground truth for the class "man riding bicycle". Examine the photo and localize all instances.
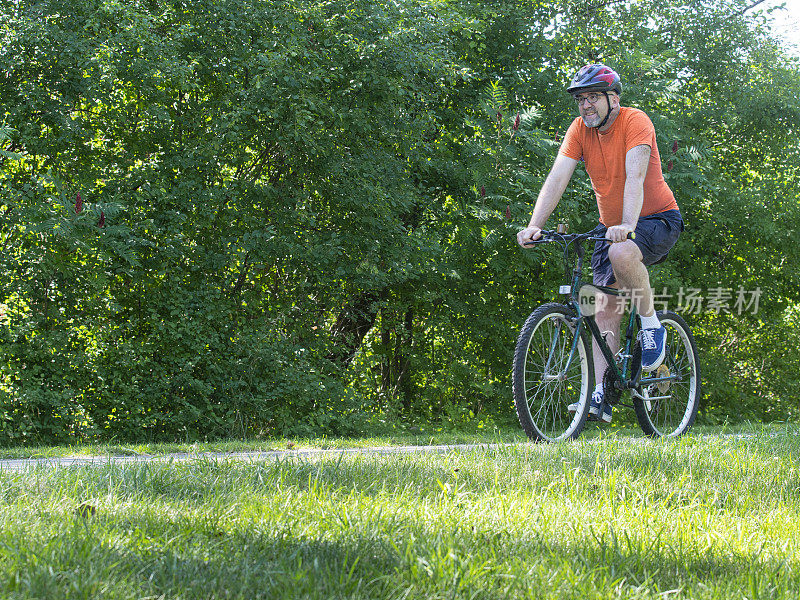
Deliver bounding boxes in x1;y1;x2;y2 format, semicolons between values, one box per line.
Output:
517;64;683;424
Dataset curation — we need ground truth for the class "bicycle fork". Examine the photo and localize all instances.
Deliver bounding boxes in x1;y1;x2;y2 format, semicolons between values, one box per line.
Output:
542;315;583;382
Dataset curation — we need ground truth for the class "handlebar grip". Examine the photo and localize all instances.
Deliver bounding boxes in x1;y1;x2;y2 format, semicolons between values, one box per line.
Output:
521;229;555;246
590;231;637;243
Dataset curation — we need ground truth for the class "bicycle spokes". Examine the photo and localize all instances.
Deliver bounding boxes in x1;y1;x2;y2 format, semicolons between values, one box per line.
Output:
633;313;700;437
513;304;592;442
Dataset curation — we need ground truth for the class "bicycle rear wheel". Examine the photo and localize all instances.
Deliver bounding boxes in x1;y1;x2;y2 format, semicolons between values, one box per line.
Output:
512;303;593;442
634;310;701;437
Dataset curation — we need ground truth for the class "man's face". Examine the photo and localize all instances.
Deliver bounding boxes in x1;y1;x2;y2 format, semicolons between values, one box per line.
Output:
574;91;618;127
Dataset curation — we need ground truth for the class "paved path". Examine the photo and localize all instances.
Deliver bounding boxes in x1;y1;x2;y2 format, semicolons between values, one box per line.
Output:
0;443;514;473
2;431;788;473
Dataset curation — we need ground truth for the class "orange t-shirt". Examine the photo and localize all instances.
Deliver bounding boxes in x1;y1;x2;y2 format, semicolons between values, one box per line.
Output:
559;106;678;226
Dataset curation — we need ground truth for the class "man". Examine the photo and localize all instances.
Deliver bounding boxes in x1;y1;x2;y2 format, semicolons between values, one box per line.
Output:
516;64;683;424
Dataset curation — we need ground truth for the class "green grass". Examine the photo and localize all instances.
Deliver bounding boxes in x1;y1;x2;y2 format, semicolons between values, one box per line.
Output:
2;426;800;598
0;420;789;460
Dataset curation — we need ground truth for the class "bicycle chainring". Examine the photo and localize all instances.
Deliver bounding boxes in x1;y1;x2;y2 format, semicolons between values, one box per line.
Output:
603;367;622;406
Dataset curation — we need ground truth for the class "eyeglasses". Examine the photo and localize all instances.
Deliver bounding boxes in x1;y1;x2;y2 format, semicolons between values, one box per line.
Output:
573;93;603;106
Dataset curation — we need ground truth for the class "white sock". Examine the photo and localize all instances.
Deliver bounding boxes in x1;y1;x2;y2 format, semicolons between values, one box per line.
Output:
640;312;661;330
594;383;604;396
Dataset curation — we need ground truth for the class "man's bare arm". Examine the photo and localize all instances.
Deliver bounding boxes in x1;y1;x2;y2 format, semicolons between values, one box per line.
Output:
517;154;579;246
606;144;650;242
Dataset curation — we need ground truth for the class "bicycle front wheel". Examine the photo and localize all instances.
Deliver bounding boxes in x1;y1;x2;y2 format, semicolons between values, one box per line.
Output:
634;310;701;437
512;303;593;442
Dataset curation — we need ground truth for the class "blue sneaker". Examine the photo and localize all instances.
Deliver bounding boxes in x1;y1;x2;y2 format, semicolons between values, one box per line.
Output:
587;390;612;423
640;326;666;372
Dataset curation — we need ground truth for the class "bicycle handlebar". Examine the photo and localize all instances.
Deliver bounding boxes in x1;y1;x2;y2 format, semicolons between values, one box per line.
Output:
522;229;635;246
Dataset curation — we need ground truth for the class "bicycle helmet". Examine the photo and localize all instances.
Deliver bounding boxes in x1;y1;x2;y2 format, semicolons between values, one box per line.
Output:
566;64;622;95
567;64;622;129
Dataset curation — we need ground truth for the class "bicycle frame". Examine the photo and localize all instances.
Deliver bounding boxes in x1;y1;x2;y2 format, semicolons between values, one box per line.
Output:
533;230;677;398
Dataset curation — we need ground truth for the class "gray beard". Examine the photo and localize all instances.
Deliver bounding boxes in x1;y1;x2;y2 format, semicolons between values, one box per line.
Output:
581;113;601;127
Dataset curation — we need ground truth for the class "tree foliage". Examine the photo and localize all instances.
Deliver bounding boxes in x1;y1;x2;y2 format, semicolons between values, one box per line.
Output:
0;0;798;443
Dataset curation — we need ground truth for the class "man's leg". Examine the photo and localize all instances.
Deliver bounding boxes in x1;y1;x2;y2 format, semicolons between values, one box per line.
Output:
607;241;654;315
607;240;665;371
592;290;625;388
574;289;625;423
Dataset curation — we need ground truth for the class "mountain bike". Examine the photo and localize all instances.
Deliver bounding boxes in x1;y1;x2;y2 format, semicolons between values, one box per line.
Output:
512;225;700;442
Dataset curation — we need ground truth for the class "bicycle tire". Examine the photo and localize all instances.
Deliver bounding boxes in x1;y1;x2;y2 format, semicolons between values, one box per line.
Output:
633;310;701;438
512;303;594;442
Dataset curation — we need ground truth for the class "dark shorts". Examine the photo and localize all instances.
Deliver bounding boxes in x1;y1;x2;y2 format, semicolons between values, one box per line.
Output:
591;209;684;287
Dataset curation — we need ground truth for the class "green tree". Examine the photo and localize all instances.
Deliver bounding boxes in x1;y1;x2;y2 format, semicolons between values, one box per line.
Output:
0;0;798;443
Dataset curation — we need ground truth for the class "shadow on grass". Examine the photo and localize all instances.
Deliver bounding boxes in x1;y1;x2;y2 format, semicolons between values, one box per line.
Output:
3;505;796;599
2;516;396;599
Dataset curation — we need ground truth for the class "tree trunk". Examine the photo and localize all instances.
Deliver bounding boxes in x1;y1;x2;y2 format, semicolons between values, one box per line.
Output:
379;306;415;411
395;307;414;412
327;290;385;369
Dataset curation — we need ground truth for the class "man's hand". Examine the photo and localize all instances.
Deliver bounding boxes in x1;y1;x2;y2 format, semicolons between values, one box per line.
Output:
605;223;635;243
517;225;542;247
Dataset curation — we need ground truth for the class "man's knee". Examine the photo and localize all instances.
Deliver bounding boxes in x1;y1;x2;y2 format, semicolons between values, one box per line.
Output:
608;242;645;284
607;240;642;267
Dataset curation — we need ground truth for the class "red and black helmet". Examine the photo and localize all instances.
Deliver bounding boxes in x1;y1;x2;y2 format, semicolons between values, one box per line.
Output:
567;64;622;95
